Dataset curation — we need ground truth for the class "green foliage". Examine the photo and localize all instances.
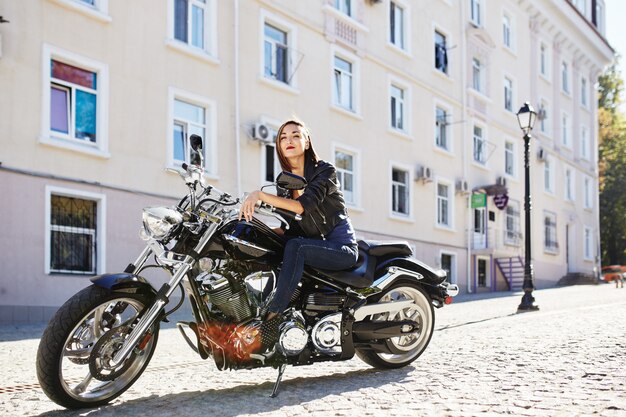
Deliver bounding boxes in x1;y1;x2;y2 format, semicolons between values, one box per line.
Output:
598;57;626;265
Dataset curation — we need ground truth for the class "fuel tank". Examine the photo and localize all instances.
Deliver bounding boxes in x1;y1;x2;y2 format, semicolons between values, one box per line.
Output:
204;218;285;262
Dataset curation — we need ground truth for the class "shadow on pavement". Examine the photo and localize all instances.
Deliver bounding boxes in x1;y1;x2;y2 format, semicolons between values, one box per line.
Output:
33;366;413;417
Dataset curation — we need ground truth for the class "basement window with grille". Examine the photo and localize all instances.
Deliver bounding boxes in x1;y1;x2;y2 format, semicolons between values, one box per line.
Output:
46;189;105;275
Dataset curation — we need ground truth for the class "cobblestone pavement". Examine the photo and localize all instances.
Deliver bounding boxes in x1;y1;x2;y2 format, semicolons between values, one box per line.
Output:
1;284;625;417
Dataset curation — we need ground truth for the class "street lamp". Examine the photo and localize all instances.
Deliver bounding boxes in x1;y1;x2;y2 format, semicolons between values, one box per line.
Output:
516;102;539;312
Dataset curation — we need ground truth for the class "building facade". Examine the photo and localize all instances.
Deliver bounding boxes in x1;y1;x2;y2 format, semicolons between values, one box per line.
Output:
0;0;613;323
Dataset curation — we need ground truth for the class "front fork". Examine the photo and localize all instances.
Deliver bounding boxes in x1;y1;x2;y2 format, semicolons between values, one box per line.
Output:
109;220;220;368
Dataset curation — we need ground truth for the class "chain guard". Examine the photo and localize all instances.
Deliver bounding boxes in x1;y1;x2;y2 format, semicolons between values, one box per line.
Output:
88;325;136;381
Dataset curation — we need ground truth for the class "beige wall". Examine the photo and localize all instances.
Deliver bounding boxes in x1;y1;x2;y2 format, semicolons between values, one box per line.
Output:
0;0;614;321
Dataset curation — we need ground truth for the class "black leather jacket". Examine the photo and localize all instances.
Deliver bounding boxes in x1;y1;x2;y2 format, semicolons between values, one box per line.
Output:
277;158;349;240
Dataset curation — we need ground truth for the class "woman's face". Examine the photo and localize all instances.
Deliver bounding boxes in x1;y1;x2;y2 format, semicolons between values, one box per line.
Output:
278;123;308;160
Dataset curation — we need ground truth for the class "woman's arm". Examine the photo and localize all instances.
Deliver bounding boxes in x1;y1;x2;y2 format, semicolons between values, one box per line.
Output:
239;190;304;222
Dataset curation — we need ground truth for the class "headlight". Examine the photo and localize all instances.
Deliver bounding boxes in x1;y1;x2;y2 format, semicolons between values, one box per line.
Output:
141;207;183;241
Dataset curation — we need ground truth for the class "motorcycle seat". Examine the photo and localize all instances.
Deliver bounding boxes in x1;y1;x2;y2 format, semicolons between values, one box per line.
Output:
357;240;413;257
309;240;412;289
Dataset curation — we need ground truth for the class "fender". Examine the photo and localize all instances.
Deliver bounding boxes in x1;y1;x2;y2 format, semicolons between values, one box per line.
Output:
90;273;158;297
377;257;447;286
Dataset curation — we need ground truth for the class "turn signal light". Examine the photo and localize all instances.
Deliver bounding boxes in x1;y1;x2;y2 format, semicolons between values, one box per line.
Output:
444;296;453;305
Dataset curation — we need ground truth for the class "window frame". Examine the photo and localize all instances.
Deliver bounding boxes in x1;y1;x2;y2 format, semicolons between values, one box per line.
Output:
330;46;361;116
332;142;361;209
334;0;354;18
580;124;590;160
40;44;110;158
539;98;550;136
472;122;487;166
543;211;559;254
434;100;453;153
502;11;515;52
259;9;299;89
504;139;516;178
439;251;457;284
434;28;450;75
583;175;593;209
44;185;106;276
503;75;514;112
167;0;218;62
167;87;218;177
504;199;521;246
561;61;570;95
544;154;555;194
49;0;111;22
435;178;454;229
388;75;411;136
390;162;413;220
561;111;571;148
470;0;483;27
583;226;594;260
388;0;411;53
472;57;484;94
539;41;551;81
580;75;589;109
564;165;575;202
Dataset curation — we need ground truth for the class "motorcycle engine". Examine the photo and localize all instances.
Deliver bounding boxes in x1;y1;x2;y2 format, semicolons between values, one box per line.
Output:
201;274;254;322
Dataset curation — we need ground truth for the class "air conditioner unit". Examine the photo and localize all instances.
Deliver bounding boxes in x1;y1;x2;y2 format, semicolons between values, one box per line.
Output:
537;106;547;121
456;179;470;194
252;123;273;143
416;165;433;182
537;147;547;162
496;176;507;187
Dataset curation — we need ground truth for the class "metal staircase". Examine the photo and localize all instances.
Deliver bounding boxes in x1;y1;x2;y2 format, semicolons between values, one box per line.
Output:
495;256;525;291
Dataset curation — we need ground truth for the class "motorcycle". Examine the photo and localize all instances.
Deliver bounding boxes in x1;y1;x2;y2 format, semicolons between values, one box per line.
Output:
36;135;459;409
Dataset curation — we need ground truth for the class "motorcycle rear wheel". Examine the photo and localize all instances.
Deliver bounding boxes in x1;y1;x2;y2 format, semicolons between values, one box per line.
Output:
36;285;159;409
356;281;434;369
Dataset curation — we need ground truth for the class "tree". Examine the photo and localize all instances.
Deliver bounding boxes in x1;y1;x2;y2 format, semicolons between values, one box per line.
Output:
598;57;626;265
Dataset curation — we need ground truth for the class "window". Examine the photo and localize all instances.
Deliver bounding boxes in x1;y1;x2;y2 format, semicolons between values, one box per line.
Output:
581;77;588;107
437;182;451;227
505;200;520;245
584;227;593;260
50;60;98;143
390;84;405;131
440;253;456;284
504;77;513;112
470;0;482;26
540;43;548;77
392;167;410;216
544;211;558;252
573;0;586;15
562;61;570;94
472;58;482;92
434;31;448;73
473;125;486;164
581;125;589;160
562;113;571;147
389;2;406;50
260;126;279;183
584;176;593;209
334;0;352;17
42;45;109;157
335;149;356;205
502;14;512;49
595;0;605;35
333;56;354;111
174;0;211;51
264;23;288;83
170;90;215;173
46;187;105;276
565;167;575;201
539;100;548;134
505;141;515;176
435;106;450;150
544;155;554;193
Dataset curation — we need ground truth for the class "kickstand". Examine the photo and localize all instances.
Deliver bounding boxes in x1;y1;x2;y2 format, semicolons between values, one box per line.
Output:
270;364;287;398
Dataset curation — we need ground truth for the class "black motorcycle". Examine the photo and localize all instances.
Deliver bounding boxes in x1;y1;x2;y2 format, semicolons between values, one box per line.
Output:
36;135;459;409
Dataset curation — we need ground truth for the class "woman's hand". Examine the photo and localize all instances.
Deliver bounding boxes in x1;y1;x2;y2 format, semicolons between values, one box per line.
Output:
239;190;261;222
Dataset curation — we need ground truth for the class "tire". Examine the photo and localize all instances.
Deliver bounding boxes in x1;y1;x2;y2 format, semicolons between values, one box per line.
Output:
36;285;159;409
356;281;435;369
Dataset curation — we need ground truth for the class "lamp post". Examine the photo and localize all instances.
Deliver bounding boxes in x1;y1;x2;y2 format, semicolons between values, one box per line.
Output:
516;102;539;312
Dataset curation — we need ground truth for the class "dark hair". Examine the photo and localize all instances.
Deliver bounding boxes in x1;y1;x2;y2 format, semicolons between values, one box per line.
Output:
275;119;320;172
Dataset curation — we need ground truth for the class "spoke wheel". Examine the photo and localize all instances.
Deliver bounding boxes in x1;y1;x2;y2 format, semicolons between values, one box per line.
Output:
356;281;434;369
36;286;159;409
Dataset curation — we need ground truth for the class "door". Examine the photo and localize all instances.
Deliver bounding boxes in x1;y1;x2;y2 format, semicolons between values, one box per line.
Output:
473;208;487;249
477;257;489;289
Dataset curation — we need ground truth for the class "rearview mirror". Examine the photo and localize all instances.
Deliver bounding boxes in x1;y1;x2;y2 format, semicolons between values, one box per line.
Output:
276;171;307;190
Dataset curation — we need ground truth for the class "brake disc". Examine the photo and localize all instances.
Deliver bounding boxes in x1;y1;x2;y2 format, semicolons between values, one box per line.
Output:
88;325;136;381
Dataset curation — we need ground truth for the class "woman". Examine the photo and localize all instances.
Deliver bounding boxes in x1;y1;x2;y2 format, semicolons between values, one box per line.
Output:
239;119;358;323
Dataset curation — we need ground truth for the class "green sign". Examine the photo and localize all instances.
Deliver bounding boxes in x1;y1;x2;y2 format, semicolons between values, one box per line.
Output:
471;193;486;208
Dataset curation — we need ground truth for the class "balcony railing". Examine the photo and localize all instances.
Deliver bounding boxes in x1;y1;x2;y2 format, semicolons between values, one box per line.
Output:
468;228;523;251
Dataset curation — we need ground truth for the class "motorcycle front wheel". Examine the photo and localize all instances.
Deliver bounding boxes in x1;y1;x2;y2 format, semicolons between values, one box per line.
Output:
356;281;435;369
36;285;159;409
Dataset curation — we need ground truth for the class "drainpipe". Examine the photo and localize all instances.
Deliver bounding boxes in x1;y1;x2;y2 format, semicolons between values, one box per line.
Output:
234;0;242;196
460;3;472;293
